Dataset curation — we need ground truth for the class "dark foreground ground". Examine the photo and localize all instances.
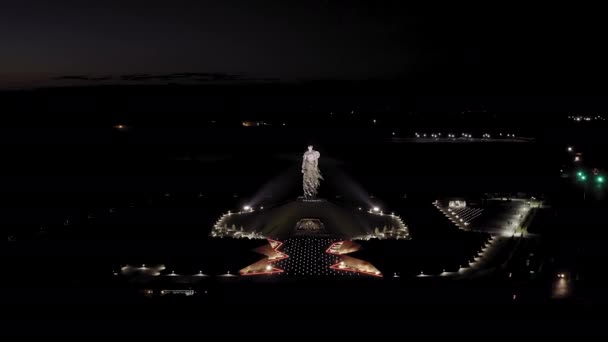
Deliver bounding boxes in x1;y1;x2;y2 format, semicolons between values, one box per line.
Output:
4;113;608;336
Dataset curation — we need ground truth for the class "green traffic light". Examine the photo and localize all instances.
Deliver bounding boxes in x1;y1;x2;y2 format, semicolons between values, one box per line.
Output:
597;176;605;183
577;171;587;181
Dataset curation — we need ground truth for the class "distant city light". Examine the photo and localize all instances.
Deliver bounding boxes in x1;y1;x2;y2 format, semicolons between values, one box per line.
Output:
567;146;573;152
243;205;251;211
372;207;380;212
574;156;581;162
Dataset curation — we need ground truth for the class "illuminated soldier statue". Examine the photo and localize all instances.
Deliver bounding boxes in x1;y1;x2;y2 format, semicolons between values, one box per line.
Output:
301;145;323;199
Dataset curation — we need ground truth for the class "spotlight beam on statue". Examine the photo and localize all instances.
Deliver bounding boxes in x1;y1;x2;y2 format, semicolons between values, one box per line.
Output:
245;166;300;208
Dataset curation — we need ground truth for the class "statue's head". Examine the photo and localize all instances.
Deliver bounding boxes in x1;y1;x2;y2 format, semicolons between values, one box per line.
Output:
308;145;313;151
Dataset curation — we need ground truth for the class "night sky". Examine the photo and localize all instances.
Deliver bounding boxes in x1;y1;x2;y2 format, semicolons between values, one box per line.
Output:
1;1;607;90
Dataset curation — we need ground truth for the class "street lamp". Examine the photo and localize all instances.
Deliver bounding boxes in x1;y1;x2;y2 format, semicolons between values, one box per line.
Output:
577;171;586;180
577;171;588;200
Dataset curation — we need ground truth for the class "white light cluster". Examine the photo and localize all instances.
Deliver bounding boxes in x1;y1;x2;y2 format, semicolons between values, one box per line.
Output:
569;115;606;122
210;210;265;239
355;206;410;240
433;201;483;230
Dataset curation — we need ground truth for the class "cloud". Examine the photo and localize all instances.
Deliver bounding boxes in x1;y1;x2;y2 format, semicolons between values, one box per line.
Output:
53;75;113;81
51;72;278;85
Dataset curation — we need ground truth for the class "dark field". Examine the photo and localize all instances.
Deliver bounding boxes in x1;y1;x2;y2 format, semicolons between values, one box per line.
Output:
5;124;608;336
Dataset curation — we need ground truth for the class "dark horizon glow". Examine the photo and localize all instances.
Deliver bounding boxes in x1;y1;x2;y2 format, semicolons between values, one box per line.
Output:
1;1;607;90
1;1;422;87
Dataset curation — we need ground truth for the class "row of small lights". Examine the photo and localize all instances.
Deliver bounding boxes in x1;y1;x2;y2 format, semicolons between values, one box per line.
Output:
353;206;409;240
414;132;515;138
569;115;606;122
403;233;507;277
458;236;497;272
211;205;264;237
414;132;516;139
430;199;540;277
436;199;533;237
413;233;498;277
415;132;470;138
117;264;210;277
431;200;496;275
433;201;470;228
